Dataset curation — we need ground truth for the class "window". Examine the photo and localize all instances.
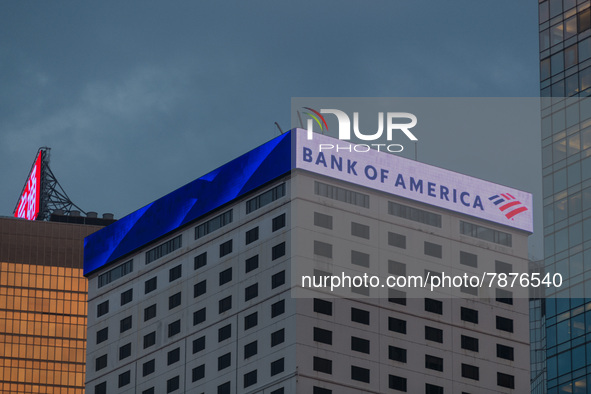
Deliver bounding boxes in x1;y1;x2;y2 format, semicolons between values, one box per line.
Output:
389;346;407;362
146;235;182;264
351;250;370;268
424;241;442;258
244;370;257;388
244;340;257;358
219;240;233;257
218;324;231;342
497;344;514;360
496;316;514;333
98;259;133;288
271;328;285;346
245;255;259;272
194;280;206;298
579;8;591;33
95;354;107;371
425;298;442;314
313;388;332;394
389;374;407;391
97;301;109;317
425;326;443;343
219;268;232;285
195;210;233;239
218;382;231;394
271;358;284;376
272;242;286;260
314;298;332;315
314;241;332;258
461;307;478;324
351;366;370;383
192;364;205;382
272;270;285;288
425;355;443;371
388;232;406;248
166;376;179;393
460;220;512;247
272;299;285;318
219;296;232;313
245;227;259;244
218;353;231;370
120;316;132;333
167;348;180;365
119;343;131;360
351;307;369;325
314;327;332;345
168;319;181;337
313;356;332;374
497;372;515;389
495;260;512;274
169;265;182;282
142;388;154;394
495;288;513;305
143;332;156;348
425;383;444;394
389;317;406;334
194;252;207;269
388;289;406;305
314;181;369;207
144;304;156;321
118;370;130;388
272;213;286;231
245;283;258;301
120;289;133;306
193;336;205;353
246;183;286;213
351;337;370;354
388;260;406;276
95;382;106;394
351;222;370;239
462;364;479;381
271;388;285;394
314;212;333;229
96;327;108;344
145;277;157;294
460;251;477;267
245;312;258;330
388;201;441;227
461;335;479;352
169;292;181;310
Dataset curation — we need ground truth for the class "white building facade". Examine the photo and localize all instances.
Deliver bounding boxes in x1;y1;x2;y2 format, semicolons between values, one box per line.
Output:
84;130;533;393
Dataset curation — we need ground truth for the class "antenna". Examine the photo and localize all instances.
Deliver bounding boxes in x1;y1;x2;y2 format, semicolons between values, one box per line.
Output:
274;122;284;135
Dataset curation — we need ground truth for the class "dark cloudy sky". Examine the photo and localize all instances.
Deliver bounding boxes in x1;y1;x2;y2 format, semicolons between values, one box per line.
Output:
0;1;542;257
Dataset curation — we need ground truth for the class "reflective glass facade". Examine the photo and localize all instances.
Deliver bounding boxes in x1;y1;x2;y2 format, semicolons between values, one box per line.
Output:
0;218;102;393
539;1;591;393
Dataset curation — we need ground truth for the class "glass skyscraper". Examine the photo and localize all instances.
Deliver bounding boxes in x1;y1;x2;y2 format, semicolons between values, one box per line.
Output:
539;1;591;393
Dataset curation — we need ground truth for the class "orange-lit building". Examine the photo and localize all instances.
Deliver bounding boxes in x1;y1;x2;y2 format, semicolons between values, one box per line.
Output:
0;216;107;394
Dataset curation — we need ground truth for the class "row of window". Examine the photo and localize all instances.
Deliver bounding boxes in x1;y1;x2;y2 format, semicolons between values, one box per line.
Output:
145;235;182;264
313;324;514;360
313;231;513;269
312;298;515;332
311;354;515;389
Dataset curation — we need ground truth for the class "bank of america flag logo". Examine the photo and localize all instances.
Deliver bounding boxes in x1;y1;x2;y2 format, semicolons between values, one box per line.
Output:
488;193;528;220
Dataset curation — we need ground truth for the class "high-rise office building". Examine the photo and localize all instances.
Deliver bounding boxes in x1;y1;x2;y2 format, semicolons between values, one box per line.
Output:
0;216;109;394
538;1;591;393
84;129;532;393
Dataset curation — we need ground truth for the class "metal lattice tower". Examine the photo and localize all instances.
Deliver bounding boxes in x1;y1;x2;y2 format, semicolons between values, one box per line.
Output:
14;147;86;221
